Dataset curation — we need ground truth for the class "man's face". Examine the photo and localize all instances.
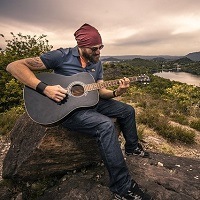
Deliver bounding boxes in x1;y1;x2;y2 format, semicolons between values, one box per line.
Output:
81;44;104;64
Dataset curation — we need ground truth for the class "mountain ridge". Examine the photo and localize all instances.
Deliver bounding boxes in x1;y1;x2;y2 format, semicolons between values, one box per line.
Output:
186;51;200;61
101;51;200;61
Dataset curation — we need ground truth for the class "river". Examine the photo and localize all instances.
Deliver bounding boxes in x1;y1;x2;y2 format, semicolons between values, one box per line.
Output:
154;71;200;87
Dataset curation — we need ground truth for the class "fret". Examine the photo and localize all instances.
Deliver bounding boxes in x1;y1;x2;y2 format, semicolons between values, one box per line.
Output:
97;82;105;89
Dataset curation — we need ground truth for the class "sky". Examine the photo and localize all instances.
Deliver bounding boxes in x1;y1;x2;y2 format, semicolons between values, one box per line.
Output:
1;0;200;56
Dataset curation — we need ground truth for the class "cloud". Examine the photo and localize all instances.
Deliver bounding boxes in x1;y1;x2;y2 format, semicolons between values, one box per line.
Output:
0;0;200;55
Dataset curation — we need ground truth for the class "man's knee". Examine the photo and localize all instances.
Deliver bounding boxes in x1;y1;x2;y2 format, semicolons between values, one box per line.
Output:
98;118;115;131
96;119;118;145
125;104;135;117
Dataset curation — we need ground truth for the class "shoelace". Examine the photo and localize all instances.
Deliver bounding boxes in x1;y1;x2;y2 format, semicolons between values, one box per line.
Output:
114;182;145;200
127;191;142;200
114;194;142;200
134;195;142;200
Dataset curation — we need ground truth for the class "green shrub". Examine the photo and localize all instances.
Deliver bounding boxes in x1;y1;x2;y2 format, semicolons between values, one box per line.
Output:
0;106;24;136
0;33;53;113
170;113;189;125
190;119;200;131
164;125;195;144
137;109;195;144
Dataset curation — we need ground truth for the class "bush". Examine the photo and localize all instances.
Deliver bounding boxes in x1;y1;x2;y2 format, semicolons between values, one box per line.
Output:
137;109;195;144
169;113;189;126
0;33;53;113
190;119;200;131
0;106;24;136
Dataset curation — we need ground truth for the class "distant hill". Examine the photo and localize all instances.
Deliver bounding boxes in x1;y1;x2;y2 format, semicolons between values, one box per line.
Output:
101;57;121;62
152;57;166;62
101;55;183;61
174;57;193;64
185;52;200;61
101;51;200;62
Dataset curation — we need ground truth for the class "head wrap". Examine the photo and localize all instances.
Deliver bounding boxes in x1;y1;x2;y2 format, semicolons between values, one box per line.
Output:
74;23;102;47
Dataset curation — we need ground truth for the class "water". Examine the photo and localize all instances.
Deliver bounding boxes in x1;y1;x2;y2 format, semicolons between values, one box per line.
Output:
154;72;200;87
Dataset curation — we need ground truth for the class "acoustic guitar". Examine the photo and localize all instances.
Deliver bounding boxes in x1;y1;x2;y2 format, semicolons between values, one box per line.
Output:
24;72;150;125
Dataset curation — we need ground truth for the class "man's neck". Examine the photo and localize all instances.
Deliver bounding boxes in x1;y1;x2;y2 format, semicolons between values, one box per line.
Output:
78;48;89;68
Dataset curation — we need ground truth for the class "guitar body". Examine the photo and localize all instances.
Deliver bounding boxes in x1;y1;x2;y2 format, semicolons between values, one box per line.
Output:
24;72;99;125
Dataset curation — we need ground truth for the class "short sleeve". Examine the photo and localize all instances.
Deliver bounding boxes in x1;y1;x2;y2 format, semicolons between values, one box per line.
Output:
40;48;67;69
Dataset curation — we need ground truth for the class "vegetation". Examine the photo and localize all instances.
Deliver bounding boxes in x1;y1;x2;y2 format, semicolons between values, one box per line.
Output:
137;108;195;144
0;106;24;136
0;33;53;112
190;118;200;131
149;57;200;75
181;62;200;75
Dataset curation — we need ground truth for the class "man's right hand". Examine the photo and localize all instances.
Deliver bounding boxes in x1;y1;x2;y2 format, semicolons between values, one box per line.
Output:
44;85;68;102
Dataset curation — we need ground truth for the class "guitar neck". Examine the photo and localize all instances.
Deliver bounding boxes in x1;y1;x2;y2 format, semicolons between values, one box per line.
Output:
84;76;138;92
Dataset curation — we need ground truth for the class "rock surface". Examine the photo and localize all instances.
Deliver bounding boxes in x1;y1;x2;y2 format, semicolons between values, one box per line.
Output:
1;113;200;200
37;153;200;200
2;113;102;180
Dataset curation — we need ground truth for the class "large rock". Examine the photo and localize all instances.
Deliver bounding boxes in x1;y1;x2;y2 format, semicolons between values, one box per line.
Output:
2;113;105;180
36;153;200;200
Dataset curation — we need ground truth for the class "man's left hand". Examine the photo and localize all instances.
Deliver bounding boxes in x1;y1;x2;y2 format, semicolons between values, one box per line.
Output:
116;77;130;96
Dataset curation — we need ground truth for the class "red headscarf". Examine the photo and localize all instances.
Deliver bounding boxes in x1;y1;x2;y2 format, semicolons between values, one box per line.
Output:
74;23;102;47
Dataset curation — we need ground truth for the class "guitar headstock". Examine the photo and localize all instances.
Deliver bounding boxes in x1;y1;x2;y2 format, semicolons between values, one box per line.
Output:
136;74;150;84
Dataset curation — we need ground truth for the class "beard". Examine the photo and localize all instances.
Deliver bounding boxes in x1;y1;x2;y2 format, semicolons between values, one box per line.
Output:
81;49;100;64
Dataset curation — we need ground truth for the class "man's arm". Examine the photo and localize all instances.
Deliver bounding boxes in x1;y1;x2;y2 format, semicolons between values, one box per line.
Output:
6;57;46;89
98;77;130;99
6;57;67;102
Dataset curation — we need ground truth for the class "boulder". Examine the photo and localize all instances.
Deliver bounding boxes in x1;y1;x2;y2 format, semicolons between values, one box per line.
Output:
3;113;104;180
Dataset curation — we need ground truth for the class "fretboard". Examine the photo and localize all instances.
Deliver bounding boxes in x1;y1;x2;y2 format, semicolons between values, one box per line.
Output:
84;76;138;92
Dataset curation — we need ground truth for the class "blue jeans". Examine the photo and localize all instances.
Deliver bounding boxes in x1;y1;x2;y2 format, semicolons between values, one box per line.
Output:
62;98;139;195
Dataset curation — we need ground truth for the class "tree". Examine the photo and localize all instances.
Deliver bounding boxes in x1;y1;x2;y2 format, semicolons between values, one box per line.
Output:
0;33;53;112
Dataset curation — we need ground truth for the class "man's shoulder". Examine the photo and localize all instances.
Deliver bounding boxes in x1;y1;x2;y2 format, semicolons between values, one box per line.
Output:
58;46;79;57
57;47;70;55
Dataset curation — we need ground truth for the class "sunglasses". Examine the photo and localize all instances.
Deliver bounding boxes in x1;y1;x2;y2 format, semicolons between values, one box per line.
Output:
87;44;104;52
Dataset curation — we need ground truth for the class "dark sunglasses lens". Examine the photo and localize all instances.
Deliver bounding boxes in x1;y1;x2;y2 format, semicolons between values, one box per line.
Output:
99;45;104;50
92;47;98;51
91;45;104;51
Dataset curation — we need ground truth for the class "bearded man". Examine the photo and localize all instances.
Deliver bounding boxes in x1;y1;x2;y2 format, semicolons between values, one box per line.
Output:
6;23;153;200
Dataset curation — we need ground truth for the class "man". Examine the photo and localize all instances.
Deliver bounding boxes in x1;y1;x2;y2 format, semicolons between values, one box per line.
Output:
6;23;153;200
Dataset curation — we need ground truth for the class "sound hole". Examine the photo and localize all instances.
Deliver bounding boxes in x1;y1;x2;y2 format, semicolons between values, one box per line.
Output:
71;84;84;96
